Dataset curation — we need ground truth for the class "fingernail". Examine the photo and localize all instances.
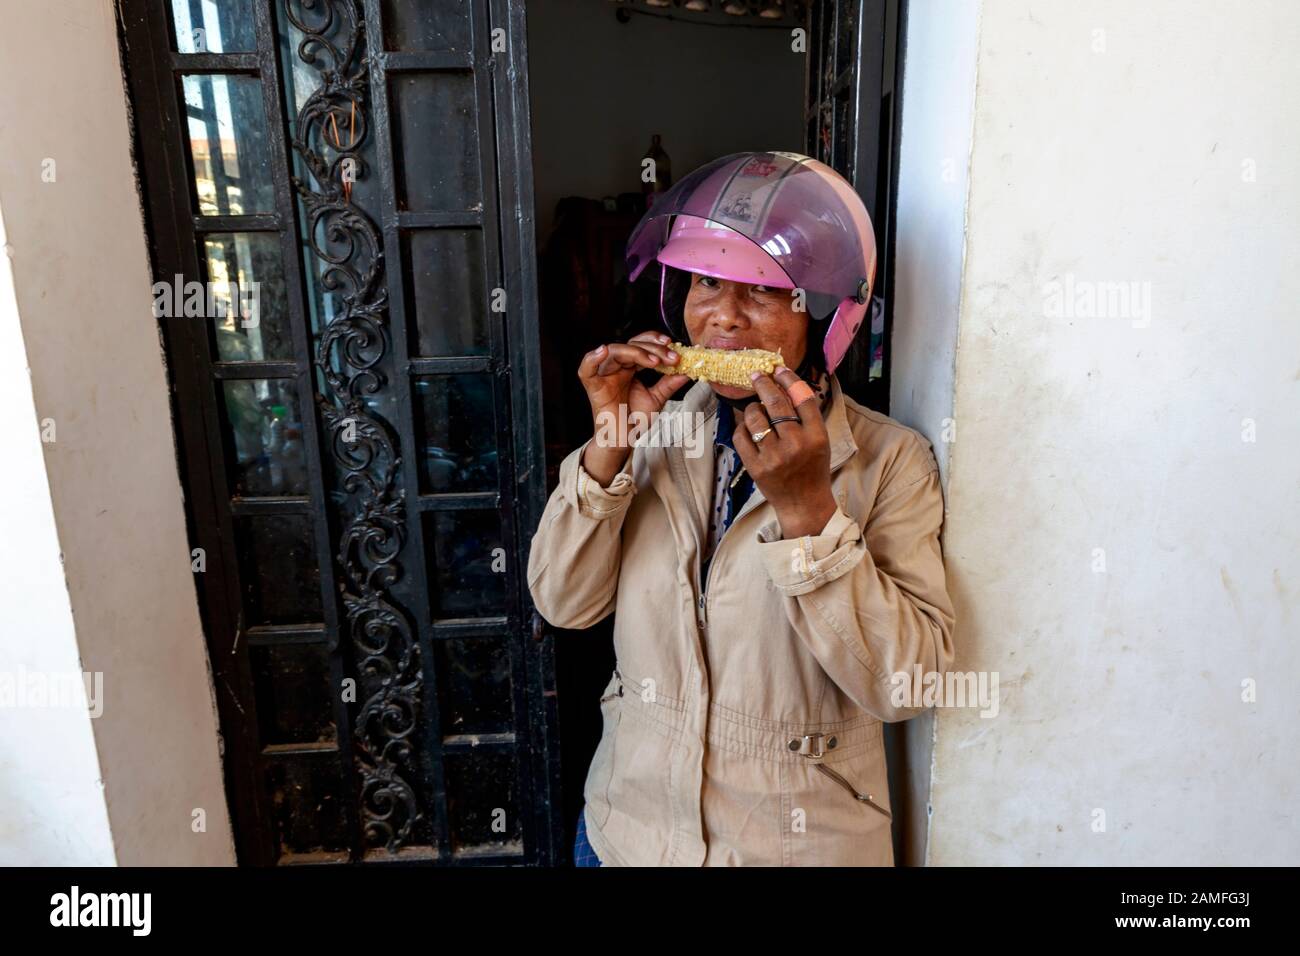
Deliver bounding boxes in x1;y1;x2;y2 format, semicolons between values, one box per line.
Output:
667;351;678;361
749;371;762;382
596;345;606;354
775;365;789;374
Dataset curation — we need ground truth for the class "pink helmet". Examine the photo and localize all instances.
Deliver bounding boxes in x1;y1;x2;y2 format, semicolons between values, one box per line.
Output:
626;151;877;375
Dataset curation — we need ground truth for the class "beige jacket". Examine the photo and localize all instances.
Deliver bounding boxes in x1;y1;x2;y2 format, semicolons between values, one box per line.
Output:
527;376;955;866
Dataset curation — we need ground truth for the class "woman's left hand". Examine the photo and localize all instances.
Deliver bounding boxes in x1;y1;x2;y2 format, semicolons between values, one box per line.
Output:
732;367;838;539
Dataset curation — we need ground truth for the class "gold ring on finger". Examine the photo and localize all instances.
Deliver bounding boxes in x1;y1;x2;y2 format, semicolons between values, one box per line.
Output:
751;428;773;443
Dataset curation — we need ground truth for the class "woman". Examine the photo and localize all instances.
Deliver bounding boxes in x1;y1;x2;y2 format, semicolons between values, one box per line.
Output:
529;152;955;866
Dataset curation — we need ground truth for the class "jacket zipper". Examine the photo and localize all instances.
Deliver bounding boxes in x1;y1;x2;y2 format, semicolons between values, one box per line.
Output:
698;554;717;630
814;763;893;820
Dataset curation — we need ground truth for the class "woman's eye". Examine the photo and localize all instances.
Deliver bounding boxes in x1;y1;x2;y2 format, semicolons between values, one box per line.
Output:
697;275;718;288
753;284;776;293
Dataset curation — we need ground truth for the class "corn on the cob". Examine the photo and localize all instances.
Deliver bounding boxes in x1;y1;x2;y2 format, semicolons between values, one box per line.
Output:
660;341;784;388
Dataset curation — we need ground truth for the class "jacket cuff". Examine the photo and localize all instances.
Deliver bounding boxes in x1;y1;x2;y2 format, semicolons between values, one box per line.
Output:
561;439;636;519
755;505;866;595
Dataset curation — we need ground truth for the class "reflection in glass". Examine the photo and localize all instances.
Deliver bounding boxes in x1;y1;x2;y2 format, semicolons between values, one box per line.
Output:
415;375;497;493
203;233;291;361
222;379;309;496
403;230;489;356
424;511;505;617
182;74;274;215
171;0;257;53
236;515;323;626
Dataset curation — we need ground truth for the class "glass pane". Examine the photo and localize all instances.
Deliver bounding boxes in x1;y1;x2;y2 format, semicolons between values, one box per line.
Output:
221;379;309;496
235;515;323;626
819;100;833;163
869;296;885;380
266;757;348;857
171;0;257;53
251;642;336;747
834;95;853;181
807;0;823;111
414;375;498;493
445;751;521;855
391;73;481;211
835;0;857;78
202;233;292;361
182;74;275;215
381;0;471;52
423;511;506;617
403;230;489;356
437;638;513;735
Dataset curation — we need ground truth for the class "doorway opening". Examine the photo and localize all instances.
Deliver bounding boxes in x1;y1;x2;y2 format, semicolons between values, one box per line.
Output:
116;0;900;867
525;0;904;862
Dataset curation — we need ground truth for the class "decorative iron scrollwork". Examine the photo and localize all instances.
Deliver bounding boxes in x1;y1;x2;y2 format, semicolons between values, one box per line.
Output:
285;0;421;852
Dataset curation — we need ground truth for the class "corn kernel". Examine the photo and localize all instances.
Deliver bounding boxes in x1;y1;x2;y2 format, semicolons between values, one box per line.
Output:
660;342;784;388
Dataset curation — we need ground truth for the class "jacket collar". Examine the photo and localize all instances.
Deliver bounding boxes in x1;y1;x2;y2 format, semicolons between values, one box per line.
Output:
667;374;859;535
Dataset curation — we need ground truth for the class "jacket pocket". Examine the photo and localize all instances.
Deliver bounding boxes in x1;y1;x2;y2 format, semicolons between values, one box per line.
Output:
813;762;892;819
584;669;624;828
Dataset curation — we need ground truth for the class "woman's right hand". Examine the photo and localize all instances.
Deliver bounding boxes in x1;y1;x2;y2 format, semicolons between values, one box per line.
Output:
577;331;689;485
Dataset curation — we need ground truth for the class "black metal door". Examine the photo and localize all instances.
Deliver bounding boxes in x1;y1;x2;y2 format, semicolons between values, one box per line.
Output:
119;0;554;865
805;0;902;412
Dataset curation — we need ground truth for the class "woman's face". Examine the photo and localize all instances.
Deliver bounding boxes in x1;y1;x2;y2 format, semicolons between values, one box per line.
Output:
682;273;808;400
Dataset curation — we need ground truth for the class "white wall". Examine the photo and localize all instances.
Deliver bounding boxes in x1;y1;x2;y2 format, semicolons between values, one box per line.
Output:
889;0;982;865
0;209;116;866
528;0;804;238
925;0;1300;864
891;0;979;477
0;0;234;865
